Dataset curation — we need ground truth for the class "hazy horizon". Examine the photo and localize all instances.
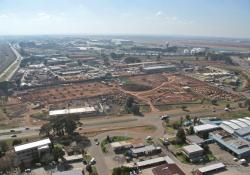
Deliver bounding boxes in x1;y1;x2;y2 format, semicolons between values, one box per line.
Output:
0;0;250;38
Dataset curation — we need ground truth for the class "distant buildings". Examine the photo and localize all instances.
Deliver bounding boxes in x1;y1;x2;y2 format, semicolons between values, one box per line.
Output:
142;65;176;74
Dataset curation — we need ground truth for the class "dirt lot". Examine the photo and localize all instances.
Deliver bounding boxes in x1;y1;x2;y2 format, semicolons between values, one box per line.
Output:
10;73;242;115
120;74;241;108
16;82;117;104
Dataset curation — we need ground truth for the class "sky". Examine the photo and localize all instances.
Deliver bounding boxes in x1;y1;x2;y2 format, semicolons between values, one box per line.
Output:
0;0;250;38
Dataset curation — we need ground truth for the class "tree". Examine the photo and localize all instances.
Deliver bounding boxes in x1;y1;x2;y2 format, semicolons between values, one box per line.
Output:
112;167;132;175
211;99;218;105
12;139;22;146
39;123;52;137
202;144;210;154
40;117;78;137
0;152;15;173
40;153;54;165
226;104;230;109
188;126;195;135
0;141;8;156
185;115;191;121
193;117;198;126
176;128;186;144
52;145;65;161
86;164;92;173
131;104;140;115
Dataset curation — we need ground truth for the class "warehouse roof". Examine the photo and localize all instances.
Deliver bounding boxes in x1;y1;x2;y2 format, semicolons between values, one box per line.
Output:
131;145;160;154
182;144;203;154
136;156;168;167
198;163;225;173
186;135;204;145
194;124;219;133
230;120;248;128
14;138;51;152
49;107;96;116
235;126;250;137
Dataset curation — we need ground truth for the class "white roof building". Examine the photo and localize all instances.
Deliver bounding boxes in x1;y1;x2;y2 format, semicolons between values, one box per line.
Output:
198;163;226;174
14;138;51;152
194;124;219;133
49;107;96;116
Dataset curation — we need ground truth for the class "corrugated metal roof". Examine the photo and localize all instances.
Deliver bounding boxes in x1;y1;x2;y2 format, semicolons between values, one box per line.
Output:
131;145;159;154
222;121;241;130
194;124;219;133
230;120;248;128
198;163;225;173
182;144;203;154
136;156;166;167
238;118;250;126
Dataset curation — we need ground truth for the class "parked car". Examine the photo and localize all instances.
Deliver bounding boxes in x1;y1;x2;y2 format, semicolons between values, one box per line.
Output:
145;136;152;140
90;157;96;165
161;115;170;120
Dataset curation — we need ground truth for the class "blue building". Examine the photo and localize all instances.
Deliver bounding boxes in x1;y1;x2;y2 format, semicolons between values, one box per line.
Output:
210;117;250;159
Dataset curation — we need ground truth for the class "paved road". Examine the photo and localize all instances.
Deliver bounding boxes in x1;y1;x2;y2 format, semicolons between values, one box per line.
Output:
0;43;22;81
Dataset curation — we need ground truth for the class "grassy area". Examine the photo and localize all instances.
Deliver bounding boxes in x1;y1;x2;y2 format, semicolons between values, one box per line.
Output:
213;109;250;119
165;126;176;136
100;136;132;153
143;125;157;131
176;153;189;164
140;105;151;113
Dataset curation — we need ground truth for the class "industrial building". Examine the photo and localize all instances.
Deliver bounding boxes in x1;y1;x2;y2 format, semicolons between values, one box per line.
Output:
142;65;176;73
49;107;97;117
195;163;226;175
182;144;204;162
210;117;250;159
14;138;52;166
194;124;220;134
130;145;161;157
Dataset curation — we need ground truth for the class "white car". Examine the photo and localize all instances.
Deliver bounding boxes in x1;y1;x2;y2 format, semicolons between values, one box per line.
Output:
145;136;152;140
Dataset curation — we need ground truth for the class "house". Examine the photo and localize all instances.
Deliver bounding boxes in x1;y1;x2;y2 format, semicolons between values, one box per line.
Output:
182;144;204;162
14;138;52;166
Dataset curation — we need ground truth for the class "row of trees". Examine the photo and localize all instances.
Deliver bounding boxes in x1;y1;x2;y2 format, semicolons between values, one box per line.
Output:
40;117;78;137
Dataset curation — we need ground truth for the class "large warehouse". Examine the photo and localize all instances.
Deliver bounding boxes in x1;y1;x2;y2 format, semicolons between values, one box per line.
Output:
210;117;250;159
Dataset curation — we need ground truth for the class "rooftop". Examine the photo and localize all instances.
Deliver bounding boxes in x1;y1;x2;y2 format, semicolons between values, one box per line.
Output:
194;124;219;133
182;144;204;154
131;145;160;154
186;135;204;145
152;163;186;175
14;138;51;152
49;107;96;116
198;163;225;173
